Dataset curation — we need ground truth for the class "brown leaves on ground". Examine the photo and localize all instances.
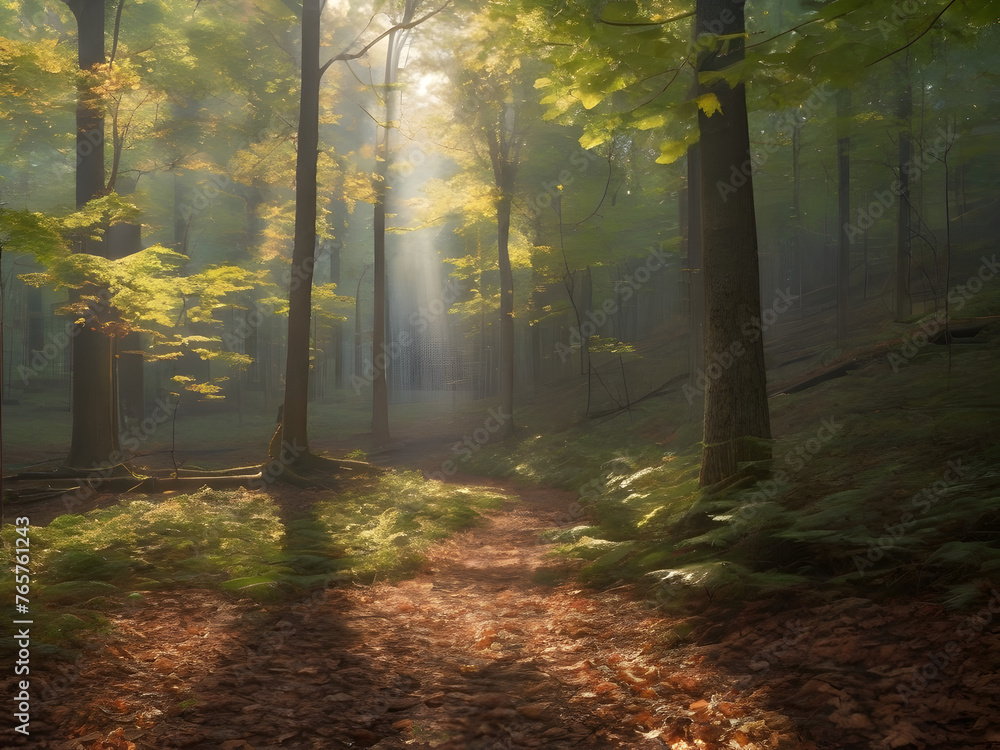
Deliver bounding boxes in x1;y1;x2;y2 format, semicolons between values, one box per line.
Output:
4;481;999;749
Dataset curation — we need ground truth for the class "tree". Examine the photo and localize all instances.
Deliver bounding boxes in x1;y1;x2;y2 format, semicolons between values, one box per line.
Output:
64;0;121;471
277;0;324;458
836;88;850;346
694;0;771;485
371;0;422;447
277;0;446;460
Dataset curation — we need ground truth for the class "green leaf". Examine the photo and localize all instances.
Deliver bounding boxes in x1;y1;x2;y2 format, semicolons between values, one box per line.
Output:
601;1;639;24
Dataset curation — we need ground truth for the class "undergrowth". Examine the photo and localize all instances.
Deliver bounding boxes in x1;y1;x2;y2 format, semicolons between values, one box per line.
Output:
0;471;509;657
468;315;1000;611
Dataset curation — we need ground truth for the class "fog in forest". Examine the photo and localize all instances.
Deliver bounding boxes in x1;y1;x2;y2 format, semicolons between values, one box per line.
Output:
1;2;999;748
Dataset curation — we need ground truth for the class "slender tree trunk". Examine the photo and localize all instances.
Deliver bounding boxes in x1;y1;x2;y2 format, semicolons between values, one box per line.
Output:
66;0;121;471
895;68;913;322
371;34;396;446
279;0;322;457
497;170;515;438
685;145;705;388
895;128;912;321
695;0;771;486
792;112;804;316
108;222;144;430
371;4;417;446
836;89;851;347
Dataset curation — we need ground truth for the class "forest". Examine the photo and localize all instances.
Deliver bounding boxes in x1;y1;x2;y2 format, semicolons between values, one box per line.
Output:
1;0;999;747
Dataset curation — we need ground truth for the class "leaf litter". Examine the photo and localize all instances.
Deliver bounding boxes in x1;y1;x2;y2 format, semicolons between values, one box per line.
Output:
4;479;998;749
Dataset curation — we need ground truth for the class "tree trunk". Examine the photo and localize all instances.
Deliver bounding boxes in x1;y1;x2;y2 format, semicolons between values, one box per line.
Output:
371;4;417;446
695;0;771;487
496;175;515;439
279;0;322;458
107;222;145;431
685;144;705;389
895;67;912;322
836;89;851;347
66;0;121;471
371;38;395;446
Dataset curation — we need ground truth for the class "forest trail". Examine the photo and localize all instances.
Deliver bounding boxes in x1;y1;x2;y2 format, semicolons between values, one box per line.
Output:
11;473;1000;750
13;478;808;750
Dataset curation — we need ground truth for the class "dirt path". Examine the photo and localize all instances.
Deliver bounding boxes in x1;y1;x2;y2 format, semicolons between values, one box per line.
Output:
8;480;809;750
10;474;1000;749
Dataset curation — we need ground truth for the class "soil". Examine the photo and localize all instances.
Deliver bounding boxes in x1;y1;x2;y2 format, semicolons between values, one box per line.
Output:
4;437;1000;749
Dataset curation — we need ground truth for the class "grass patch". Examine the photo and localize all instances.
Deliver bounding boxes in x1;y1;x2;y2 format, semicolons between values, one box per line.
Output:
0;471;511;656
309;470;507;581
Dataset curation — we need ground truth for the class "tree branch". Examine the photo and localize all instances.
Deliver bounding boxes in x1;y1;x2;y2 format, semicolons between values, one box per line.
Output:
319;2;451;76
109;0;126;66
865;0;956;68
746;12;848;51
599;10;693;27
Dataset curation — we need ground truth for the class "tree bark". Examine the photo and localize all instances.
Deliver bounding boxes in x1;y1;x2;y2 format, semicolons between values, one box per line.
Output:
66;0;121;471
371;39;396;447
489;103;518;440
371;2;417;446
836;89;851;347
497;173;515;438
895;61;912;322
685;144;705;389
695;0;771;486
279;0;322;458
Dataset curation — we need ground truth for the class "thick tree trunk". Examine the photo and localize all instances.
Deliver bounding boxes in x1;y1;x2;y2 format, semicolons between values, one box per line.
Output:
279;0;322;458
695;0;771;486
66;0;121;471
836;89;851;347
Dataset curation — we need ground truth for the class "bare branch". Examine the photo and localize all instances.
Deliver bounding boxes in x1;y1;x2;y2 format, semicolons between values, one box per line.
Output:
865;0;957;68
746;12;848;51
319;2;451;76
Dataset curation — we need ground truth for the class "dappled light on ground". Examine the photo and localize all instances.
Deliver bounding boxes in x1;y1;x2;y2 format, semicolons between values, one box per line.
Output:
5;483;808;750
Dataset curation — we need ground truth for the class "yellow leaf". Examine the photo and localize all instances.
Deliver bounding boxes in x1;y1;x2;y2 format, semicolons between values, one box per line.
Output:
656;140;688;165
578;88;604;110
696;93;722;117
